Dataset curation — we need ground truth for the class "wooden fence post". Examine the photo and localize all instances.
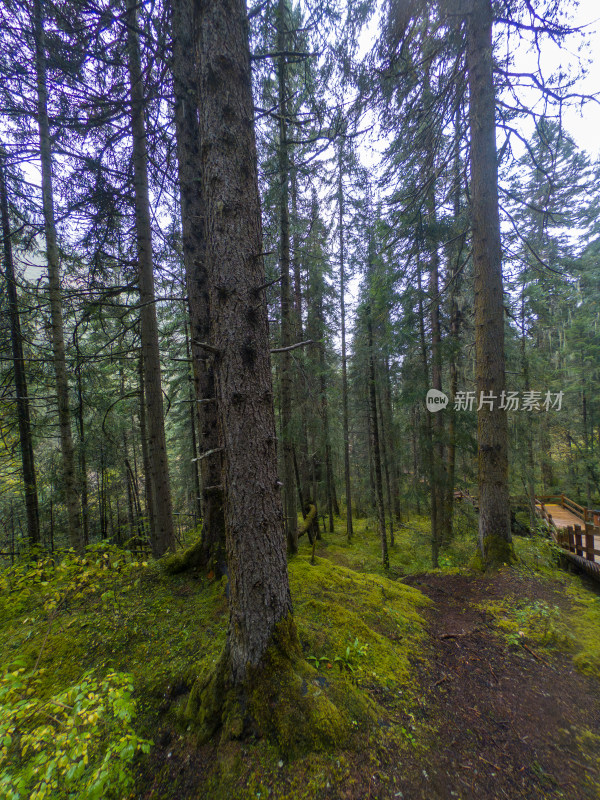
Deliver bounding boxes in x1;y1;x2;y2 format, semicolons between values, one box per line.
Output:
574;525;583;558
584;524;595;562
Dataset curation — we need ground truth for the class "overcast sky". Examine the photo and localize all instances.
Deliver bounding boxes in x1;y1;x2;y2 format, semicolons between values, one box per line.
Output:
528;0;600;160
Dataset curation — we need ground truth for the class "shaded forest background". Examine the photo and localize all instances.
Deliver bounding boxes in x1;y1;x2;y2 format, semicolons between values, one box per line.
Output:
1;0;599;565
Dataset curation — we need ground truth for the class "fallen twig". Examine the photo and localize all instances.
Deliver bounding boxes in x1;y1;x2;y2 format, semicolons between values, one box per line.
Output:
521;641;550;666
439;629;477;640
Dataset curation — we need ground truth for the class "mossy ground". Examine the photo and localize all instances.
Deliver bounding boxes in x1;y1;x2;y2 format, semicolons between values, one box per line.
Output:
2;512;600;798
479;533;600;679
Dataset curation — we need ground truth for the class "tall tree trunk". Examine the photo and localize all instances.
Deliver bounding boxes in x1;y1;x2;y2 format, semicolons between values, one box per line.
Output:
466;0;513;565
290;161;311;504
126;0;175;557
124;433;136;541
318;341;335;533
582;384;591;507
428;214;444;562
33;0;82;551
444;109;463;545
417;261;437;565
99;443;106;540
195;0;293;688
184;320;203;528
365;216;389;568
520;293;536;530
138;351;154;543
411;406;421;515
377;378;394;547
367;315;389;569
384;356;402;523
290;159;303;339
0;150;40;547
76;348;89;546
423;57;445;562
338;146;353;541
172;0;225;571
277;0;297;553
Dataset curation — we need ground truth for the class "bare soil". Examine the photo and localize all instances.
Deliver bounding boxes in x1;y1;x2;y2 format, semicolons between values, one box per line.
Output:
138;569;600;799
393;571;600;800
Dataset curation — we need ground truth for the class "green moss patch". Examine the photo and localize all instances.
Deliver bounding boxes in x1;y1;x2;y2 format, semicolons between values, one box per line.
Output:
478;534;600;679
290;555;430;691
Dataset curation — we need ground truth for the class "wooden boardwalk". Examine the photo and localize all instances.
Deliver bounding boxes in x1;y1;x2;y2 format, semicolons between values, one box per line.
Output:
454;490;600;579
536;503;585;530
535;495;600;578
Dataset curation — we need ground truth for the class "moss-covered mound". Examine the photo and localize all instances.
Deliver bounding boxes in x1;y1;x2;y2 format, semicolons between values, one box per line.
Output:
183;553;431;756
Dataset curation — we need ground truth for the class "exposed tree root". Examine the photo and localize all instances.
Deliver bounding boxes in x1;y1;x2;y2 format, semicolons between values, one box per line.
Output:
185;615;370;756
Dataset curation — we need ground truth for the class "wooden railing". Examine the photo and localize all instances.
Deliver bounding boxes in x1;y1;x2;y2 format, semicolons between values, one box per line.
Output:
535;494;600;525
536;501;557;532
556;525;600;562
534;494;600;580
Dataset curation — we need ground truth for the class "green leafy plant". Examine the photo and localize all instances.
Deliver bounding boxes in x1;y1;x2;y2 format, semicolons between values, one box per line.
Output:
307;638;369;674
0;666;151;800
334;638;369;673
306;655;331;671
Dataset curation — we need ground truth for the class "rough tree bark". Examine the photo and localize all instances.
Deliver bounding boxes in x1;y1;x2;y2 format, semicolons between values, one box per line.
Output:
185;0;347;750
172;0;225;572
0;150;40;547
194;0;293;681
33;0;82;551
126;0;175;557
466;0;513;565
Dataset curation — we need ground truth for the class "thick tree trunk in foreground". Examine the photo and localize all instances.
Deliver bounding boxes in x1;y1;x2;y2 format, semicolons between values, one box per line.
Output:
466;0;513;565
172;0;225;572
33;0;82;551
196;0;293;685
182;2;354;754
126;0;175;557
0;152;40;547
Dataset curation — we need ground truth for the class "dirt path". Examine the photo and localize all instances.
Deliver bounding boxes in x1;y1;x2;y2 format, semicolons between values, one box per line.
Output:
394;571;600;800
135;569;600;800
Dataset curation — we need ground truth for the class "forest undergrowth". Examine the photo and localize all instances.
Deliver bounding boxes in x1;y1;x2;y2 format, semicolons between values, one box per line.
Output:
1;513;600;799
